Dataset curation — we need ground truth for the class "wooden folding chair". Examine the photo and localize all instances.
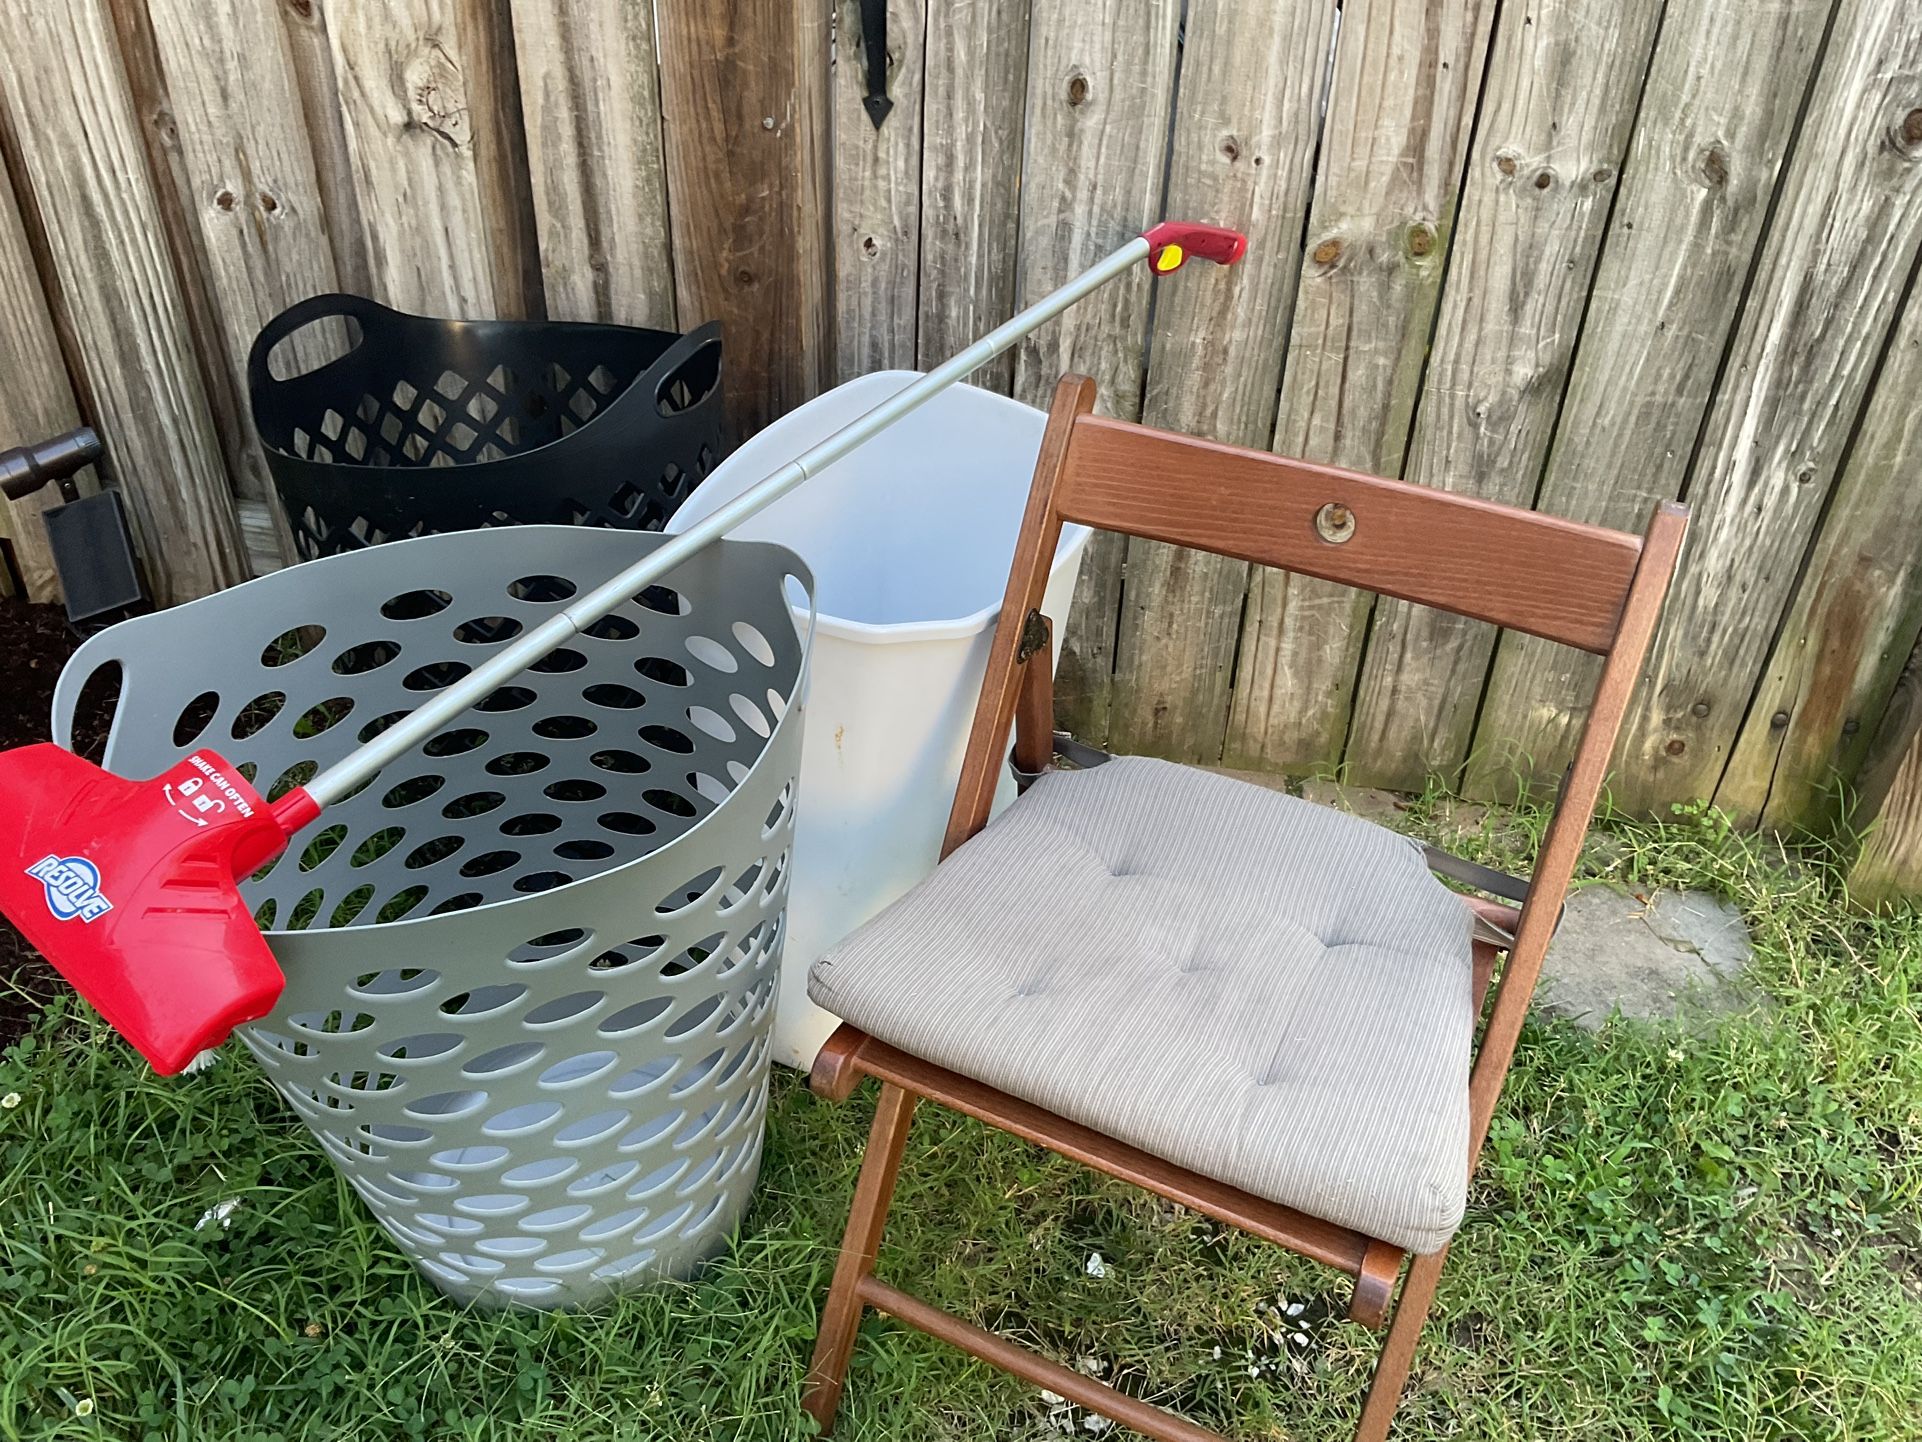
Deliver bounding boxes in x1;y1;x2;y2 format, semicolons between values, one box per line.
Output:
799;374;1687;1441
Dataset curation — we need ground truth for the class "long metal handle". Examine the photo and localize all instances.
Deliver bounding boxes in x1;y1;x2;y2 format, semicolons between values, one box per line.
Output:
304;236;1155;807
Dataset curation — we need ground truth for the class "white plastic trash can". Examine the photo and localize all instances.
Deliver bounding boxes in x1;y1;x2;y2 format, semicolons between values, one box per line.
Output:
668;372;1090;1068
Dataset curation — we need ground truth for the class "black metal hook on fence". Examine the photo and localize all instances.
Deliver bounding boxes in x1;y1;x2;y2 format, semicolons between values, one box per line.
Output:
859;0;892;128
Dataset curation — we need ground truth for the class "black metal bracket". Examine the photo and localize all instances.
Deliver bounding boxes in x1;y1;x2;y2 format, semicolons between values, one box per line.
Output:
859;0;892;128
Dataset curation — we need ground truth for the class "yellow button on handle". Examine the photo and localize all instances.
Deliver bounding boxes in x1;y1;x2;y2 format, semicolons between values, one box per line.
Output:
1153;243;1185;273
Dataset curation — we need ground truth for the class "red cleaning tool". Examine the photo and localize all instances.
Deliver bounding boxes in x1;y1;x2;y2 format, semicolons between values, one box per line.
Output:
0;222;1247;1075
0;749;316;1073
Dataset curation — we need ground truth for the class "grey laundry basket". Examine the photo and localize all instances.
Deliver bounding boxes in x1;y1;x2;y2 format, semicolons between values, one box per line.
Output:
52;526;812;1309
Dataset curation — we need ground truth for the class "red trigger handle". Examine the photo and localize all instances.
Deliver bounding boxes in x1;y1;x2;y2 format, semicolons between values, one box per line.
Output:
1142;221;1249;273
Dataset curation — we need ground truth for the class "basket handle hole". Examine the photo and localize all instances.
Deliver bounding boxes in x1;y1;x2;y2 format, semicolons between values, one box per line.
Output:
656;338;722;417
66;659;124;765
265;314;365;382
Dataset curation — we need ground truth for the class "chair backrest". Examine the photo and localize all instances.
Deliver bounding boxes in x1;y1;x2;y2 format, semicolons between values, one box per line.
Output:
1060;412;1645;654
947;373;1687;1161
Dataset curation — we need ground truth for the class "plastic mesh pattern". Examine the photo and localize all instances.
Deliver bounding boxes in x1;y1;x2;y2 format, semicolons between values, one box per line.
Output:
247;294;726;559
54;527;810;1308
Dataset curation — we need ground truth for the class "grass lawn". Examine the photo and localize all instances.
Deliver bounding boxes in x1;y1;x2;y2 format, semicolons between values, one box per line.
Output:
2;799;1918;1440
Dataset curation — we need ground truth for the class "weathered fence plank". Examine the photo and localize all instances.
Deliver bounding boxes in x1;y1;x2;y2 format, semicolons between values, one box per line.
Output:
325;0;512;316
1012;0;1181;743
455;0;543;318
0;169;83;604
0;0;246;605
1611;0;1922;813
510;0;676;329
1847;654;1922;908
832;0;926;379
279;0;374;295
657;0;832;441
1717;270;1922;830
1103;0;1337;760
916;0;1030;392
1341;0;1667;792
1222;0;1497;772
104;0;286;572
143;0;343;569
1464;0;1836;802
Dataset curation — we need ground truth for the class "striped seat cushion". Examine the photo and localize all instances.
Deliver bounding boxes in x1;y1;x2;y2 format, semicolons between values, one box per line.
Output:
807;756;1477;1253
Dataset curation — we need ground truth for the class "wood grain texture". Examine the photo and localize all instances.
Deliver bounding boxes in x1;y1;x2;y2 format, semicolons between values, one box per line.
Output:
800;1080;917;1431
1354;1248;1448;1442
510;0;674;329
915;0;1030;392
0;0;246;604
1848;722;1922;908
144;0;341;567
1223;0;1498;772
279;0;374;295
1847;637;1922;904
0;165;83;603
1342;0;1667;792
1012;0;1181;743
832;0;926;379
1103;0;1338;762
104;0;284;575
1717;272;1922;829
454;0;543;318
1063;418;1644;654
324;0;506;316
1465;0;1834;802
657;0;832;442
1612;0;1922;812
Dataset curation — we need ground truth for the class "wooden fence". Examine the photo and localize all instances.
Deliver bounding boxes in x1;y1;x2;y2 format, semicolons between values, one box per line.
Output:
1;0;1921;879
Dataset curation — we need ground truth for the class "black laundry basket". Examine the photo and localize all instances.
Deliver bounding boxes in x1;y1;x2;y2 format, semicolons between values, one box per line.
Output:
249;293;725;559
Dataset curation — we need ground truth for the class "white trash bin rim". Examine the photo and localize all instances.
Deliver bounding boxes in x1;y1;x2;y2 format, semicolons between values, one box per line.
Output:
669;372;1092;642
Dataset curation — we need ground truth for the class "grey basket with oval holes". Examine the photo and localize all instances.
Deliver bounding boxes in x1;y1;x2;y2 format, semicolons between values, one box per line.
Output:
52;526;812;1309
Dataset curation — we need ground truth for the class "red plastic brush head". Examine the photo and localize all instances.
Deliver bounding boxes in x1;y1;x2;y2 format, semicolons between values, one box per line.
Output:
0;744;316;1074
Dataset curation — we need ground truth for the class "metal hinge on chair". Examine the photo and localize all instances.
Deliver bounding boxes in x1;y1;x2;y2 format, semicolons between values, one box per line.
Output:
1433;757;1573;945
1419;845;1562;946
1015;608;1050;664
1008;730;1113;789
1437;757;1583;949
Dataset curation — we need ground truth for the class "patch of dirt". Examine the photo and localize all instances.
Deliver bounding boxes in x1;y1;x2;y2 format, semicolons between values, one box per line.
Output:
0;596;116;1052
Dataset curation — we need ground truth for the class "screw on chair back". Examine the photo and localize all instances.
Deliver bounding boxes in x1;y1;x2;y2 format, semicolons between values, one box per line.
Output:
802;373;1687;1441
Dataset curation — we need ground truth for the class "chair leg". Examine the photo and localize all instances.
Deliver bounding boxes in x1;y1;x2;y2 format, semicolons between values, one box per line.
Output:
802;1082;918;1434
1353;1246;1449;1442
